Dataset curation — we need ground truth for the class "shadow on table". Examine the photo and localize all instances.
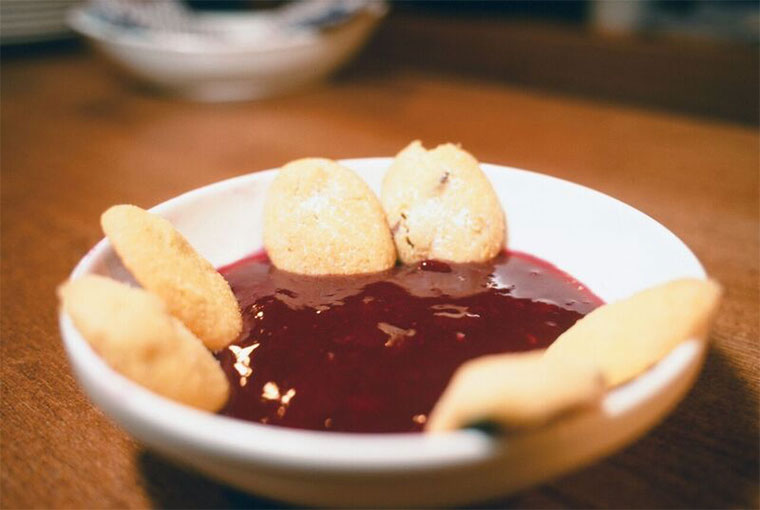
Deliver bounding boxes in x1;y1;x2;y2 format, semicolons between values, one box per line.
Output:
137;451;289;509
138;344;757;509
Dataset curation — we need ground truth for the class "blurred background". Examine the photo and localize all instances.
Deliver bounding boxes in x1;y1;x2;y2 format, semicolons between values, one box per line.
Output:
2;0;758;123
1;2;758;509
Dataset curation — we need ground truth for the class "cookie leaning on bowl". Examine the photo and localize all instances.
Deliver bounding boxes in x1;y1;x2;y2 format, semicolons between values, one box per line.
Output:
59;275;229;412
426;352;604;433
59;205;241;412
426;278;722;432
101;205;242;351
545;278;723;387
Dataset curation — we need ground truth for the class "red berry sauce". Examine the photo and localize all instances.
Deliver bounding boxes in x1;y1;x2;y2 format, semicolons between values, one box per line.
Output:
215;251;602;433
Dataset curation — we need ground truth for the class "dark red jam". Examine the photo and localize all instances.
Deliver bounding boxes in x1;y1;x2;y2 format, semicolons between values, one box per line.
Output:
215;251;602;433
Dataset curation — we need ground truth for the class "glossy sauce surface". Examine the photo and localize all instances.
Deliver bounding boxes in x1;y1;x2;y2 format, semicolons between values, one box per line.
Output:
216;251;602;433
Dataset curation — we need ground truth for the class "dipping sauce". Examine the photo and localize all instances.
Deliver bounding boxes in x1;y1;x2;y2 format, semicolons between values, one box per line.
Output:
215;251;602;433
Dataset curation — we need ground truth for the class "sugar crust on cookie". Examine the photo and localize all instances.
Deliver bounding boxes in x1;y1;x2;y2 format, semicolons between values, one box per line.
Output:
382;141;506;264
59;275;229;412
263;158;397;275
101;204;242;351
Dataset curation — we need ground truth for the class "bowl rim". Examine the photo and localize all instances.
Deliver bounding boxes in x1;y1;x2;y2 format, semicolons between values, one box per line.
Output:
59;158;707;473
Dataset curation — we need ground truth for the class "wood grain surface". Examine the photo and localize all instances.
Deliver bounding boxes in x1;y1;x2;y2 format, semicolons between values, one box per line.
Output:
1;43;758;509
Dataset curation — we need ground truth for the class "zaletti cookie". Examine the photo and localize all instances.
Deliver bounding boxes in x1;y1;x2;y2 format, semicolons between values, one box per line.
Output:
263;158;396;275
426;352;604;432
101;205;242;351
545;278;722;387
59;275;229;412
382;141;506;264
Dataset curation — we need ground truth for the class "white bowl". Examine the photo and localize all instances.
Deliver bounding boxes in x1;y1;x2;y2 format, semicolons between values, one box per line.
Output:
67;7;384;101
59;159;708;507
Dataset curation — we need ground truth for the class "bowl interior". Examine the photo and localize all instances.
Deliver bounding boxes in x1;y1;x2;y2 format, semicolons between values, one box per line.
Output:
61;158;706;474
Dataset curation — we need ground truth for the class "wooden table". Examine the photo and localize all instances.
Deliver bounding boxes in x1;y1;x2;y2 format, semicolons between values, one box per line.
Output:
1;46;757;509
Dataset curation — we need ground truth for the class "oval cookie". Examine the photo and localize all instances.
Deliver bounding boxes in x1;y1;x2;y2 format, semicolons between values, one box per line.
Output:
546;278;722;387
101;205;242;351
426;352;603;433
382;141;506;264
59;275;229;412
263;158;396;275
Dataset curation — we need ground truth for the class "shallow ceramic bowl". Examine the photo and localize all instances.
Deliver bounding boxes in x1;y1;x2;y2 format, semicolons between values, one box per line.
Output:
59;159;707;507
67;7;384;102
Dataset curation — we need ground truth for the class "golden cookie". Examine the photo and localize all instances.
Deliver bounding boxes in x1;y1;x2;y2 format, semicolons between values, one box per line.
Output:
59;275;229;412
426;352;603;433
101;205;242;351
381;141;506;264
545;278;722;387
263;158;396;275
